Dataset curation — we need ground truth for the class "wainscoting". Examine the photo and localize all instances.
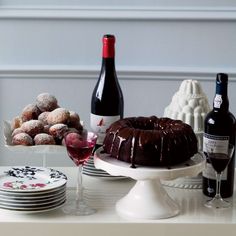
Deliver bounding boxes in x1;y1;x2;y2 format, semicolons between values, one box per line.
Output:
0;1;236;165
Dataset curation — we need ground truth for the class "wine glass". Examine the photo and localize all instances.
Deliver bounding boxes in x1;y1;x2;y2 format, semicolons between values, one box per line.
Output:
63;130;97;215
204;143;234;209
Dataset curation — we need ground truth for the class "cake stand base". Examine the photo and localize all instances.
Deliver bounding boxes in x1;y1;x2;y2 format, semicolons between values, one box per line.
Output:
116;178;179;219
94;148;205;220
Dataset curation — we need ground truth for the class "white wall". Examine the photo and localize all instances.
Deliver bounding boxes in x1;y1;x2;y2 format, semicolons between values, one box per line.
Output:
0;1;236;166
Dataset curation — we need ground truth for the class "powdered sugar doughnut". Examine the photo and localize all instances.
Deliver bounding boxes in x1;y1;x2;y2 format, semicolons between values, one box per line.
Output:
68;111;83;130
12;127;24;137
49;123;68;139
11;116;23;130
47;108;70;125
43;125;50;134
34;133;56;145
21;120;44;137
36;93;58;112
12;133;33;146
21;103;41;122
38;111;50;125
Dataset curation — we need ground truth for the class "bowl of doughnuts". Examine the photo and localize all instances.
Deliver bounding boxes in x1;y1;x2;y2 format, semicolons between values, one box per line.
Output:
4;93;83;153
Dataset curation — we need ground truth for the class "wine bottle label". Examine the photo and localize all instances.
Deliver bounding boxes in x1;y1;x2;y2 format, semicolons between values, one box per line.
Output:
202;133;229;180
90;113;120;145
214;94;223;108
203;133;229;154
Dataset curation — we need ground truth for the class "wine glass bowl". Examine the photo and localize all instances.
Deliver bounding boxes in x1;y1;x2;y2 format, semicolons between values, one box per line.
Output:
204;144;234;209
64;132;97;166
63;131;97;215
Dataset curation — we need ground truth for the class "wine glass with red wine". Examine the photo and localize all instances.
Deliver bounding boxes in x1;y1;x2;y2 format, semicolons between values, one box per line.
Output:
63;130;97;215
204;143;234;209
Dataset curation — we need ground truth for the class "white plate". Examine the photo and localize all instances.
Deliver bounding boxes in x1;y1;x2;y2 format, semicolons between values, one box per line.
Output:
0;198;66;213
0;183;66;197
83;155;126;179
0;166;67;193
0;189;66;203
4;120;66;153
0;194;66;207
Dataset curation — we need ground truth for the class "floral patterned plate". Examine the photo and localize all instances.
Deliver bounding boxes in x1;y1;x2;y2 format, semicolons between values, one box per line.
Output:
0;183;66;197
0;166;67;193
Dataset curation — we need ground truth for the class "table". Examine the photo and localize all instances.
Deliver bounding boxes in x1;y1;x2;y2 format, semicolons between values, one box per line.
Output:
0;167;236;236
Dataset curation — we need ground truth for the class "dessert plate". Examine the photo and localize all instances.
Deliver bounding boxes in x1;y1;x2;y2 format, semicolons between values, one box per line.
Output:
0;194;66;207
83;155;126;180
0;166;67;193
0;189;66;203
0;166;67;213
0;198;66;213
0;184;66;197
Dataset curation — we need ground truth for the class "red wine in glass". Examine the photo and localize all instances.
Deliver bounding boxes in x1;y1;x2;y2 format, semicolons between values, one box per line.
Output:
63;131;97;216
204;144;234;209
66;142;95;166
207;153;231;174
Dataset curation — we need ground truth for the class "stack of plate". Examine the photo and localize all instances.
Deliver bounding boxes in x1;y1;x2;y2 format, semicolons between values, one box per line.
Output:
83;154;125;180
0;166;67;213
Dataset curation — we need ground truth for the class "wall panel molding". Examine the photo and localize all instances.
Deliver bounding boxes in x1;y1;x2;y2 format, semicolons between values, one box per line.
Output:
1;5;236;21
1;65;236;81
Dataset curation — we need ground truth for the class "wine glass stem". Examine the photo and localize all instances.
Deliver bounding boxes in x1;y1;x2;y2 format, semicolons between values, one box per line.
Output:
76;165;84;207
215;172;222;199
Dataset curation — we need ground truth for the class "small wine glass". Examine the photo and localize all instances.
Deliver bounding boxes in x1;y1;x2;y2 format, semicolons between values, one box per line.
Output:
204;143;234;209
63;130;97;215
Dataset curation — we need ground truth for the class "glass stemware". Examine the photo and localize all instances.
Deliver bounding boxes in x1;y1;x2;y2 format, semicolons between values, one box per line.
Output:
63;130;97;215
204;143;234;209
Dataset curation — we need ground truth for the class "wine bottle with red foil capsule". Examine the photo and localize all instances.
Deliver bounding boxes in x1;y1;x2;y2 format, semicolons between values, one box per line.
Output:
90;34;124;151
202;73;236;198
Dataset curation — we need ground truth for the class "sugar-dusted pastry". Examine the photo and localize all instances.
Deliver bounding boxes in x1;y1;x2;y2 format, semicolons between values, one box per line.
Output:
34;133;56;145
36;92;58;112
49;123;69;139
12;127;24;137
11;116;23;130
47;108;70;125
12;133;34;146
21;103;41;122
38;111;50;125
21;120;44;137
68;110;83;131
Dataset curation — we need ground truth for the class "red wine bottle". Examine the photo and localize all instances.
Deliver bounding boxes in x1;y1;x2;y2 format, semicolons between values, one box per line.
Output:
90;34;124;149
202;73;236;198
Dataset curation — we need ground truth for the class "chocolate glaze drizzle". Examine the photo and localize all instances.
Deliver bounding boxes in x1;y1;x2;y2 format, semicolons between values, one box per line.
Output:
103;116;198;167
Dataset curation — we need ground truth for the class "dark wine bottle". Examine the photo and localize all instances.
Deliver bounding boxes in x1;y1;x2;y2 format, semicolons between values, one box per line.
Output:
202;73;236;198
90;34;124;149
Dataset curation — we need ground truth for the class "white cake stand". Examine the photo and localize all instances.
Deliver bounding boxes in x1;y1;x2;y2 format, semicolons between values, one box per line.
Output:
94;148;205;220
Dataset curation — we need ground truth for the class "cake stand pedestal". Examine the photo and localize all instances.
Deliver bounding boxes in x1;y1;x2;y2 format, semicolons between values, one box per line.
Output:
94;148;205;220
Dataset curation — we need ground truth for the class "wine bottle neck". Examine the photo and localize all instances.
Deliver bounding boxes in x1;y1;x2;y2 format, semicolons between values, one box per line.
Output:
213;77;229;112
101;35;116;73
101;58;116;71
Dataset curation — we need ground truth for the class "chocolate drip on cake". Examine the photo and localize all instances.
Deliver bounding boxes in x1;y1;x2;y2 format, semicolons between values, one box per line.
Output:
103;116;198;167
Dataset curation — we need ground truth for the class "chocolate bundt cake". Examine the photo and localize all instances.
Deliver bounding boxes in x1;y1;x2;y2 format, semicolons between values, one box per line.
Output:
103;116;198;167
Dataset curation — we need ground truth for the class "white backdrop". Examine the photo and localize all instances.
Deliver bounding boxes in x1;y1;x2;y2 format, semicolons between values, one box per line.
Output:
0;1;236;166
